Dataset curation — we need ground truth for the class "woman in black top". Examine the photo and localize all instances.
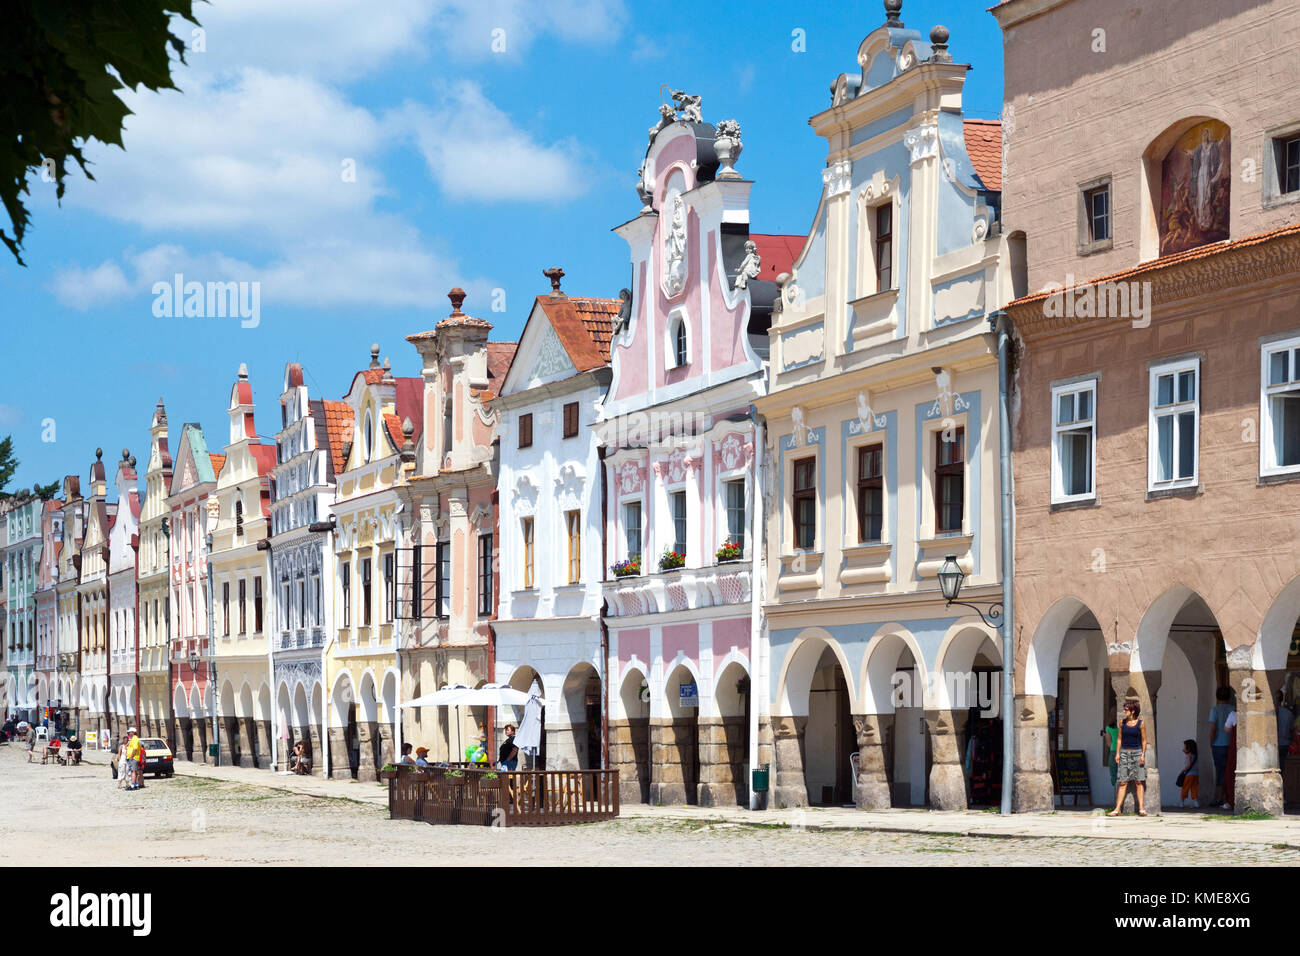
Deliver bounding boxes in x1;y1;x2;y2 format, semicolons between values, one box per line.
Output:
498;724;519;771
1108;700;1149;816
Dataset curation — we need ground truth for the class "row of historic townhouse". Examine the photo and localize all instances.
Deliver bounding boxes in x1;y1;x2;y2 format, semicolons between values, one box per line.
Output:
9;0;1300;817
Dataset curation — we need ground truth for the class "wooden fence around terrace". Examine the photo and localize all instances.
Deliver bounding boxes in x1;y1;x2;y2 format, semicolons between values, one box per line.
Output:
386;767;620;827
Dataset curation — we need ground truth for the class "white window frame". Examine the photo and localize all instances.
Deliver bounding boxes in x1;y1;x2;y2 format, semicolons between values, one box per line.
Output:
1261;333;1300;477
1147;357;1200;492
719;474;748;558
1050;379;1098;504
666;308;689;370
620;498;644;566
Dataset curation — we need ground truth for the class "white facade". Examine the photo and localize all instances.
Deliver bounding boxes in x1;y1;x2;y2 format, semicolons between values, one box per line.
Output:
494;291;618;769
107;452;140;737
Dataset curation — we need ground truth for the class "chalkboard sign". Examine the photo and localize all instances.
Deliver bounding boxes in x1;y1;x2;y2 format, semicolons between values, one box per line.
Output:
1055;750;1091;796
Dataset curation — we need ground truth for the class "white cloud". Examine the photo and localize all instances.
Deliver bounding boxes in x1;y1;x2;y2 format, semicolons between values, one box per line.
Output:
50;260;131;310
182;0;435;80
398;82;591;202
427;0;627;61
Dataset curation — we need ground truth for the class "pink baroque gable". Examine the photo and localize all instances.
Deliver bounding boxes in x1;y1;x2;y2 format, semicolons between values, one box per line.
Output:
713;432;754;473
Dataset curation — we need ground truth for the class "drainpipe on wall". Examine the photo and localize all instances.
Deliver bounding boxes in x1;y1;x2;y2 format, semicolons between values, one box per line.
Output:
599;444;609;772
748;406;765;811
991;310;1016;815
257;536;276;772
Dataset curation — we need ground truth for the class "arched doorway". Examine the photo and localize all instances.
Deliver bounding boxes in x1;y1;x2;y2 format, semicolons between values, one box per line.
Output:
276;683;293;771
659;663;700;805
561;663;602;771
1260;578;1300;813
935;624;1003;810
862;631;928;808
292;682;312;773
357;671;381;781
805;647;854;807
1133;588;1226;812
380;670;397;768
173;684;191;761
507;666;546;769
220;681;241;767
239;683;257;768
706;660;750;807
311;682;324;776
615;667;649;803
331;672;359;780
771;631;854;808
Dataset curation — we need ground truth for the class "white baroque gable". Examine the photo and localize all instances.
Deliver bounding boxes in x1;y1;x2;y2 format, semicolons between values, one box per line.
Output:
526;325;576;387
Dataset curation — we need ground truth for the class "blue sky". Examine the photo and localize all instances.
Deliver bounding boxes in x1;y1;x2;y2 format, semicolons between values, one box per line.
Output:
0;0;1003;496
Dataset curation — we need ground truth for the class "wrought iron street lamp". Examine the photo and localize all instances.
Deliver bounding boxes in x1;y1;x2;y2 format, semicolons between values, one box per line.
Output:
938;555;1004;628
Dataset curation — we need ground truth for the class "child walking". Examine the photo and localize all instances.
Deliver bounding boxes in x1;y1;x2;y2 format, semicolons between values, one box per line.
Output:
1180;739;1199;808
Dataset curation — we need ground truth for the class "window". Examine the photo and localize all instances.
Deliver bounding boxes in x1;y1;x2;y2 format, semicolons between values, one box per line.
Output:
672;319;688;368
296;576;305;629
309;574;318;629
875;204;892;292
478;535;494;617
935;428;965;533
383;553;395;623
443;398;454;458
238;578;247;634
361;557;372;626
1052;381;1097;501
724;479;746;553
281;580;291;630
1148;359;1199;489
1084;185;1110;242
792;457;816;550
522;518;535;589
566;510;582;584
518;413;533;449
412;545;422;621
341;563;351;628
856;444;883;542
1276;134;1300;196
670;491;687;559
222;582;230;636
363;412;373;463
437;542;451;618
563;401;579;438
623;501;642;564
1263;336;1300;474
234;498;244;537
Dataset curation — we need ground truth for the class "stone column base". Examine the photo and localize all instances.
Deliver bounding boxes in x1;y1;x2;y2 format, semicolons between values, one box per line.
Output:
769;715;808;809
1013;693;1055;812
357;721;379;782
853;714;893;809
328;727;351;779
610;717;649;804
378;723;394;769
1235;770;1284;816
925;709;967;810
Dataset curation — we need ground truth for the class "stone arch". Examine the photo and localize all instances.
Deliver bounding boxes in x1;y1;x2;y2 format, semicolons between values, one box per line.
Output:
556;662;602;770
705;658;751;808
330;669;355;728
239;682;254;720
614;665;650;804
173;684;189;719
1256;576;1300;672
358;669;379;724
859;624;927;714
1024;597;1103;697
932;619;1001;711
773;627;855;719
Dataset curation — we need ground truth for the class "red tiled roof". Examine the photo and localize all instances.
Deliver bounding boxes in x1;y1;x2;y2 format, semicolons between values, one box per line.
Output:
321;400;354;477
209;454;226;478
749;234;804;282
395;377;423;441
963;119;1002;192
477;341;521;401
251;444;277;476
384;413;405;451
1008;221;1300;309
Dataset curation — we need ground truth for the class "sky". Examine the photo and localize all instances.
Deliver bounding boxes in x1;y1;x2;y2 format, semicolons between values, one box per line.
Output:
0;0;1004;497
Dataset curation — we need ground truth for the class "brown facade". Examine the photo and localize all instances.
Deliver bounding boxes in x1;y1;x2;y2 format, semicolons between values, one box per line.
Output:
997;0;1300;814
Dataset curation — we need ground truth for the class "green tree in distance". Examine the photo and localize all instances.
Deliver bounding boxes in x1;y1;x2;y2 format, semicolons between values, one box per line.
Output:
0;435;18;496
1;1;199;264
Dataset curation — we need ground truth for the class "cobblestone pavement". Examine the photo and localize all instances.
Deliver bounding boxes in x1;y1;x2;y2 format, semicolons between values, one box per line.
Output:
2;746;1296;866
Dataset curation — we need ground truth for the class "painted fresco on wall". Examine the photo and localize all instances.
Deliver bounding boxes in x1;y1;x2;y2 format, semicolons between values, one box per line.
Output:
1159;120;1230;256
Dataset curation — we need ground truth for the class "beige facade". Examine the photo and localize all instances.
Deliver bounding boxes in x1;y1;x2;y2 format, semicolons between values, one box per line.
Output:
758;11;1013;810
997;0;1300;814
138;401;173;745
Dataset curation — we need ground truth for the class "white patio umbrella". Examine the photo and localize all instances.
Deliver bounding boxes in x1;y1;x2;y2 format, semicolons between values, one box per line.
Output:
513;682;545;769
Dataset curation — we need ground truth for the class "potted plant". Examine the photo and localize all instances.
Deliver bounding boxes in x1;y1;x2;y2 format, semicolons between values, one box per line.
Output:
716;539;743;563
611;557;641;578
379;763;398;781
658;548;685;572
444;768;466;785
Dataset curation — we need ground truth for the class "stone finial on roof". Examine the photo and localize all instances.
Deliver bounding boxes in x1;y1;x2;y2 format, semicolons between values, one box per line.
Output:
129;456;137;469
543;267;566;297
715;120;743;179
929;25;951;63
237;363;249;381
96;447;103;460
884;0;903;28
382;356;394;384
400;417;416;465
448;288;467;315
122;448;130;462
369;344;381;368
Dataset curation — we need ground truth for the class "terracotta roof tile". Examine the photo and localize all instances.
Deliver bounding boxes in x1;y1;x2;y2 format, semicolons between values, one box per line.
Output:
1008;221;1300;309
531;295;618;375
395;377;423;442
320;400;354;478
383;413;404;451
963;119;1002;192
749;234;804;282
209;454;226;478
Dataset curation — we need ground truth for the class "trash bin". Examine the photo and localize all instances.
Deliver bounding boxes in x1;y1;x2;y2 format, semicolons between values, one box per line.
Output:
751;763;770;793
208;744;219;758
